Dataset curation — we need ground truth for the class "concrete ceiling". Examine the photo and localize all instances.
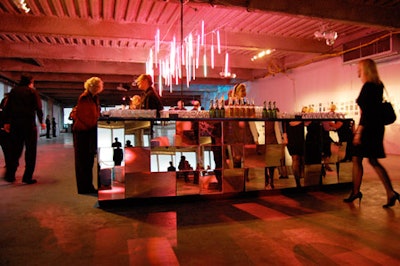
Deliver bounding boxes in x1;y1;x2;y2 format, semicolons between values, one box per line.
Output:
0;0;400;107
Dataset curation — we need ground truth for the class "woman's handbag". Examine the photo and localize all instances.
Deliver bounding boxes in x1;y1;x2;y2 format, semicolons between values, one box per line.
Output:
382;100;396;125
382;87;396;125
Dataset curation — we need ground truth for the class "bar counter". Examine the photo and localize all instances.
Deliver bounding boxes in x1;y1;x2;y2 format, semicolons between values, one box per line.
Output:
97;115;354;202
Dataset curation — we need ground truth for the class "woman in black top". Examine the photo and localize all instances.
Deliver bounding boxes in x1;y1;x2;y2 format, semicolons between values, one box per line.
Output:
344;59;398;208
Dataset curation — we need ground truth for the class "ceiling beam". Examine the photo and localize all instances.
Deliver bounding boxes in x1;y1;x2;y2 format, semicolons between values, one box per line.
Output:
191;0;400;29
0;13;328;55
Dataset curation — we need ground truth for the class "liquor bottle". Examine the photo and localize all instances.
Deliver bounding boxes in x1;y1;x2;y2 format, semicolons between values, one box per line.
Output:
234;98;240;117
219;99;225;118
244;97;250;117
272;101;277;118
249;98;255;118
228;97;234;118
239;98;245;117
262;101;268;118
209;99;215;118
215;98;220;118
267;101;272;118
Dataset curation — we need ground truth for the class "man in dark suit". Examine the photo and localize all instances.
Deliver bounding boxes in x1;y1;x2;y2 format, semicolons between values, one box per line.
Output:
3;74;46;184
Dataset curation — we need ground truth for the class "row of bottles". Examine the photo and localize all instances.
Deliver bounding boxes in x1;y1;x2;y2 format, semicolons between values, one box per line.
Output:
262;101;278;119
209;98;226;118
208;98;279;118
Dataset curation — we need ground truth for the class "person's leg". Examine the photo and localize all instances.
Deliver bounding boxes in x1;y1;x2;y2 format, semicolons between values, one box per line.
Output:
368;158;395;199
323;156;333;171
264;167;269;187
213;146;223;191
74;131;96;193
0;131;11;168
292;155;301;187
344;156;364;203
5;128;24;181
278;158;288;178
23;126;38;182
352;156;363;194
268;167;275;188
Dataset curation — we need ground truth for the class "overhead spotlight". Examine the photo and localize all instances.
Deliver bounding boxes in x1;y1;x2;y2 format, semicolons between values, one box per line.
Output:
13;0;30;13
219;72;236;79
324;31;338;46
251;49;275;61
314;29;338;46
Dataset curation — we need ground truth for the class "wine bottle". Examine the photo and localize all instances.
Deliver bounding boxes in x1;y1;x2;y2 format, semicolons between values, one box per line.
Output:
219;99;225;118
215;98;220;118
262;101;268;118
272;101;277;118
267;101;272;118
209;99;215;118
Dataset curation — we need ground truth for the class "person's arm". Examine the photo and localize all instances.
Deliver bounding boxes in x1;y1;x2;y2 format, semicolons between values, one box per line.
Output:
353;124;363;146
34;90;46;130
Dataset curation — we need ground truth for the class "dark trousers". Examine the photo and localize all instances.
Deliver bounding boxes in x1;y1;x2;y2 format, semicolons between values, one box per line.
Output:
46;127;51;138
0;130;11;168
212;145;223;190
6;125;38;181
73;129;97;193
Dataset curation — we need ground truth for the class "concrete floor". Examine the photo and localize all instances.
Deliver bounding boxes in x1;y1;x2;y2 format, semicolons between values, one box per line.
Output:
1;133;400;265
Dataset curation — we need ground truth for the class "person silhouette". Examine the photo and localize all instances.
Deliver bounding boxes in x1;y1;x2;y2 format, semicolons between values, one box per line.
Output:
125;140;133;147
167;161;176;171
112;137;123;166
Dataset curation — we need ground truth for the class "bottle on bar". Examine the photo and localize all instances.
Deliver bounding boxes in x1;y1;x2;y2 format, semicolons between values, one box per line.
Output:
267;101;272;118
244;97;250;117
227;97;234;118
234;98;240;117
209;99;215;118
262;101;268;118
272;101;277;118
215;98;220;118
250;98;256;118
219;98;225;118
239;97;245;117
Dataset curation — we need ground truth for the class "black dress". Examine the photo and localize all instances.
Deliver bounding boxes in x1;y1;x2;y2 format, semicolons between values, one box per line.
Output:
353;82;385;158
284;121;305;156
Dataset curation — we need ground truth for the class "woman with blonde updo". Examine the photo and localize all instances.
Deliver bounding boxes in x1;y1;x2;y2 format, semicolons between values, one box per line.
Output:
72;77;103;194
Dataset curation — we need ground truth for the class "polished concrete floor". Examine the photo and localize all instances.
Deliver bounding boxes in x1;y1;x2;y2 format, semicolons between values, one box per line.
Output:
1;133;400;265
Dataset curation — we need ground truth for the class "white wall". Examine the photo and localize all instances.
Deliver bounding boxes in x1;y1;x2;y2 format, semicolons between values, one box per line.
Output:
247;56;400;155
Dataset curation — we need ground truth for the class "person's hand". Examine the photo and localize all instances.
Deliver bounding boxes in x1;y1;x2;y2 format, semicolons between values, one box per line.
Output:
282;133;288;145
3;123;10;133
41;123;46;131
353;133;361;146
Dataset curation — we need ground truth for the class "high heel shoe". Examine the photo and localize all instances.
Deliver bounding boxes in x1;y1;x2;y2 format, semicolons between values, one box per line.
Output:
343;192;363;205
383;191;400;208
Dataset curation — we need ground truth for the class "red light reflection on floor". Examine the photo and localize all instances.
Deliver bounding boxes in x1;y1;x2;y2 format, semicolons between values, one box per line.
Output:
98;185;125;200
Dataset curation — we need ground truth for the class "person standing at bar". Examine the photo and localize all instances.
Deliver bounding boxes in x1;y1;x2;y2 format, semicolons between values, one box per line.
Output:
3;74;46;184
72;77;103;194
344;59;399;207
135;74;163;117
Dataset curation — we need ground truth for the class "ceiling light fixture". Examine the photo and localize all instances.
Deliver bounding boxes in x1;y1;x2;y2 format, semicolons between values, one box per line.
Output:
251;49;275;61
219;71;236;79
13;0;30;13
314;29;338;46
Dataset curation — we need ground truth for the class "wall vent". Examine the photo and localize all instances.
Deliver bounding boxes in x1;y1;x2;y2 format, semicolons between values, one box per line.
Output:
342;33;400;64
